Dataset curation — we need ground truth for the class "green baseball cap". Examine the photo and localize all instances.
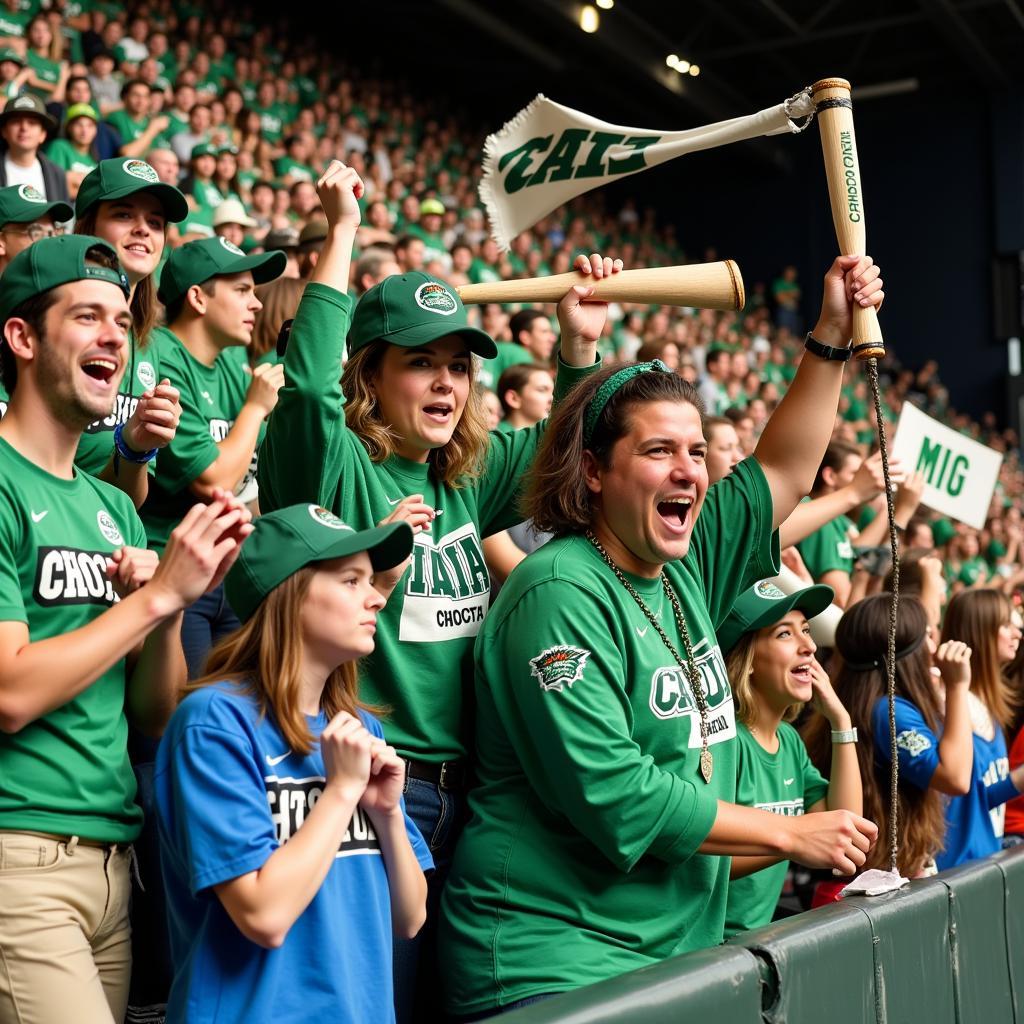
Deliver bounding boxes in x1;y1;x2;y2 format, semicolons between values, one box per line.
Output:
75;158;189;223
0;47;25;66
931;518;956;547
0;234;129;326
224;503;414;623
157;235;286;306
0;183;72;227
191;142;216;159
348;271;497;358
64;102;99;125
420;198;445;216
717;579;835;654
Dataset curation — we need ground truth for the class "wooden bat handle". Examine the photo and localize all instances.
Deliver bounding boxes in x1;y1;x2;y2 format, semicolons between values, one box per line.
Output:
456;261;745;311
812;76;884;360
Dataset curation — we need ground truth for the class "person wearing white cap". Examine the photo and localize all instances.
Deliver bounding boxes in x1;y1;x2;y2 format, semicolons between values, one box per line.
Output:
212;197;255;250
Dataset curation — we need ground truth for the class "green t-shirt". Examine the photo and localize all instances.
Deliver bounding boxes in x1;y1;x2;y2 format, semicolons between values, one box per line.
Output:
0;9;29;37
106;109;149;145
259;284;597;763
273;155;315;182
45;137;96;173
957;556;988;587
74;330;160;478
25;49;59;97
405;223;447;265
475;341;533;392
468;258;500;285
139;329;261;552
0;378;7;417
0;437;146;841
437;457;779;1014
189;178;224;212
798;509;855;580
723;722;829;937
254;102;286;142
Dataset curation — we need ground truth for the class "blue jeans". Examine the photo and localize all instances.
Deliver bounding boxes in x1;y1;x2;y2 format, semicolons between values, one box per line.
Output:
393;776;467;1024
451;994;554;1021
180;583;240;680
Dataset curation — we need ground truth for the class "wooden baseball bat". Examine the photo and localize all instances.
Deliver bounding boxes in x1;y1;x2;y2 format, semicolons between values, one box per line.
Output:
812;77;884;360
456;261;745;311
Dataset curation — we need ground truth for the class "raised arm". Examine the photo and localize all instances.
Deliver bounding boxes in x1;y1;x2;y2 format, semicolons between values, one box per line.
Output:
756;256;884;530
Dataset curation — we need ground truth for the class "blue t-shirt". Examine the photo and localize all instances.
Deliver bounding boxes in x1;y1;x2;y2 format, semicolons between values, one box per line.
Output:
872;695;1019;870
155;683;433;1024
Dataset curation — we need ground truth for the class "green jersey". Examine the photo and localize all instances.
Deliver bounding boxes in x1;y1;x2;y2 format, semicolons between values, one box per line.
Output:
74;330;160;478
475;341;533;391
438;457;779;1013
798;507;855;580
25;49;59;97
274;155;315;183
188;178;223;212
140;329;260;552
0;8;29;36
253;103;286;142
723;722;828;937
0;437;146;841
954;556;988;587
259;284;595;763
45;138;96;174
106;109;149;145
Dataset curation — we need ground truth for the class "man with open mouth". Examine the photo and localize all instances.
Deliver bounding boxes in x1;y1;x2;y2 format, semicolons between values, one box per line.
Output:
0;233;250;1023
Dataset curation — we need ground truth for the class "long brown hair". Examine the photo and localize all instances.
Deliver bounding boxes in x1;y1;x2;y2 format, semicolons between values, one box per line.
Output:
187;567;375;755
341;339;490;487
75;206;160;345
524;363;703;536
802;595;946;877
941;588;1019;730
251;275;305;364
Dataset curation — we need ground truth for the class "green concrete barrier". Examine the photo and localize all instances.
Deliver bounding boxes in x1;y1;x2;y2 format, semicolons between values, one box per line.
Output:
497;847;1024;1023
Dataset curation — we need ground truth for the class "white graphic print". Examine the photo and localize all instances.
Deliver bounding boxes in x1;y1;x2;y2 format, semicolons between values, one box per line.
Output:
648;637;736;746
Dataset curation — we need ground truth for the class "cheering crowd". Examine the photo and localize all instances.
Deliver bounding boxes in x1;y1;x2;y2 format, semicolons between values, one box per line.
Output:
0;3;1023;1024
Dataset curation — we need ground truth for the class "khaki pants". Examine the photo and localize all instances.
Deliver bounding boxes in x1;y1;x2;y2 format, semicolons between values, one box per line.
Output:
0;832;132;1024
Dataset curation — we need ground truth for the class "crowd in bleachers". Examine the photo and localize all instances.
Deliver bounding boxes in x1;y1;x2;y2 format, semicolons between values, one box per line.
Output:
0;3;1023;1024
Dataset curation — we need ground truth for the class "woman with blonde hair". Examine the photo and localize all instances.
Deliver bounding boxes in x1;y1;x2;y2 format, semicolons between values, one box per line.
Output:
259;161;621;1020
719;580;861;936
156;504;431;1023
939;588;1024;863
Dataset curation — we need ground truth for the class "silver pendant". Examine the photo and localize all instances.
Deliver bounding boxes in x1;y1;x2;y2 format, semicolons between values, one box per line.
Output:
700;748;713;784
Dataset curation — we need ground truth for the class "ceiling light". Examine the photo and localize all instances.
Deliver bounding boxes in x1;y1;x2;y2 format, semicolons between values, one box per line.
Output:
688;64;700;76
579;4;599;32
676;59;691;73
666;54;679;68
596;0;614;8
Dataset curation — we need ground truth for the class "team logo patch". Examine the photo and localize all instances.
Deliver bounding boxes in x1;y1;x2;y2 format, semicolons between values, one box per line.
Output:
122;159;158;183
17;183;45;203
529;645;590;693
136;360;156;389
219;236;245;256
413;281;457;316
896;729;931;757
754;579;786;600
307;504;351;531
96;510;124;546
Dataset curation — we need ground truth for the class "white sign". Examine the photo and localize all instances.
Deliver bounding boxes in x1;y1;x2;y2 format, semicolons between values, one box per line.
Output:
889;402;1003;529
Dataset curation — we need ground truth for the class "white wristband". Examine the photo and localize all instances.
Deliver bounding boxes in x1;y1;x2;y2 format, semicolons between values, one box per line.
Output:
831;727;858;744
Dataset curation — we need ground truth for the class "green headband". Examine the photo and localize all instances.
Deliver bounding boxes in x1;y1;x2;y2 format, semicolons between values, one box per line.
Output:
583;360;673;445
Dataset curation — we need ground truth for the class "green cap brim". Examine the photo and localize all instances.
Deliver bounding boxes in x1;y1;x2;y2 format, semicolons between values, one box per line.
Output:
353;320;497;359
226;520;413;622
81;181;189;224
3;199;73;224
718;584;835;653
225;249;287;285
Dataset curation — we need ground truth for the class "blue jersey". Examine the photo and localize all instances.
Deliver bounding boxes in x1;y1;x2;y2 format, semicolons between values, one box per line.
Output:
872;695;1019;870
155;682;432;1024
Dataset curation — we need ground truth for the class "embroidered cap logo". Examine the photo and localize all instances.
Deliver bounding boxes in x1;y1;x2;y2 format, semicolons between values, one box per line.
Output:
413;281;457;316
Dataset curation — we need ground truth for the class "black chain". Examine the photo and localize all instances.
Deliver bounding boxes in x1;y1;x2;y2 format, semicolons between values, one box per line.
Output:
585;530;713;783
867;358;901;873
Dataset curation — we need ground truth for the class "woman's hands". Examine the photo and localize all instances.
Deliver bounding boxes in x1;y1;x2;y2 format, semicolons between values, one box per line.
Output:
372;494;435;597
316;159;364;231
321;712;406;818
556;252;623;362
809;659;852;730
811;255;884;348
935;639;972;689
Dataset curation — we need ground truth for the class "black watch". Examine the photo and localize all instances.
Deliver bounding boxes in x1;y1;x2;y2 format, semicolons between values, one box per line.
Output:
804;332;852;362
